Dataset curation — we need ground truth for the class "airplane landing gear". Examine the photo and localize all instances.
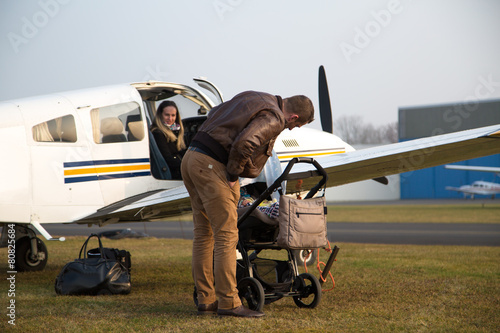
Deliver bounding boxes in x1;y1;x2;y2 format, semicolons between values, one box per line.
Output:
1;223;63;272
15;236;48;272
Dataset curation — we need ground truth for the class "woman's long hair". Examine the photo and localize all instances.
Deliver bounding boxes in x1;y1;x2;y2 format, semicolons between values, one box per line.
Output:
151;100;186;151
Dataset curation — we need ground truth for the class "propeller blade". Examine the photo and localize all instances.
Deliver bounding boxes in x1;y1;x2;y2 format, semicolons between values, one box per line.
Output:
318;65;333;134
319;67;388;186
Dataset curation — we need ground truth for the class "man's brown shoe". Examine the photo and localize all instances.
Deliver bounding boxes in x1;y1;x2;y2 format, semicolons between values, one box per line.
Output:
217;305;264;318
197;301;218;315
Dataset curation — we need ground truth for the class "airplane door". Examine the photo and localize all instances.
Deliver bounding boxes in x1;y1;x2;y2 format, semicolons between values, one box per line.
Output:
25;100;103;223
193;77;224;104
84;101;153;206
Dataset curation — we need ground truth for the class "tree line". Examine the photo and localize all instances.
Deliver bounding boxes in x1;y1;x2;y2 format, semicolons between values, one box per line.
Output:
333;115;398;144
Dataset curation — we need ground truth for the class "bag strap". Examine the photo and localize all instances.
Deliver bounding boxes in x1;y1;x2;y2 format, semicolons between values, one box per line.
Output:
78;233;105;261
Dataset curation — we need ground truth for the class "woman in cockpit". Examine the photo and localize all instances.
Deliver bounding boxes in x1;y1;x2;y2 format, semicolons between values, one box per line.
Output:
150;100;186;179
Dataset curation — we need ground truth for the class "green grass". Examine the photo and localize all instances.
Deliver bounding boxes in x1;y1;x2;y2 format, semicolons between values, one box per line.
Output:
326;204;500;223
1;237;499;332
162;203;500;224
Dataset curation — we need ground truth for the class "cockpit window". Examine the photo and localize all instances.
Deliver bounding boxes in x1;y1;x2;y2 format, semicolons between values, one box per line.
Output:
154;94;208;119
32;114;77;142
90;102;144;144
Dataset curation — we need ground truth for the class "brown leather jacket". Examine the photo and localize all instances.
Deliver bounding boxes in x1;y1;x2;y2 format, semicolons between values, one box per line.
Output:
191;91;285;181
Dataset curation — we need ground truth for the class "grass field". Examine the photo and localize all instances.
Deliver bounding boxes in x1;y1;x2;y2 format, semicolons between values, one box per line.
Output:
1;235;499;332
326;203;500;223
160;203;500;224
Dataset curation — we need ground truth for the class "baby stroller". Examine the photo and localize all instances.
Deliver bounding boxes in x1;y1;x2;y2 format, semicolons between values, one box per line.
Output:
235;157;330;311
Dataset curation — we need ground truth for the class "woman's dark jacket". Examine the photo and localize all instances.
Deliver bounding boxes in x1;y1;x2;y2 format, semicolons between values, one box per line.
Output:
152;129;184;179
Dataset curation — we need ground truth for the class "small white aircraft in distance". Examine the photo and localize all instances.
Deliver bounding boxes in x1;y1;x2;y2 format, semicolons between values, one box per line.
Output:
446;181;500;199
1;66;500;271
445;164;500;199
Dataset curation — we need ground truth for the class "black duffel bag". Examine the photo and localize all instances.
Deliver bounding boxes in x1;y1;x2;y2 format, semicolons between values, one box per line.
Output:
87;247;131;277
55;233;131;296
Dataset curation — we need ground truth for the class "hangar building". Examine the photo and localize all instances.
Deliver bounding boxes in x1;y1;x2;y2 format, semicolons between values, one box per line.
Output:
399;99;500;199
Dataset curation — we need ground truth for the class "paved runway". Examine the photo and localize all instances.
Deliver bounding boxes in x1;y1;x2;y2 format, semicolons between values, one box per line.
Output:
44;220;500;246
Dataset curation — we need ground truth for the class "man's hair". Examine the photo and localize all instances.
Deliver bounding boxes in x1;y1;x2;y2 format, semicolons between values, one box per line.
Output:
284;95;315;124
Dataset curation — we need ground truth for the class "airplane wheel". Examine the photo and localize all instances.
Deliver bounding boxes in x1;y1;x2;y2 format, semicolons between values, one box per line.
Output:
237;277;265;312
15;237;48;272
293;273;322;309
293;249;317;266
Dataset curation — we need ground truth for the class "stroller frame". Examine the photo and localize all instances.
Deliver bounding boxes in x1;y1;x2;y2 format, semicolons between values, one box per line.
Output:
236;157;329;311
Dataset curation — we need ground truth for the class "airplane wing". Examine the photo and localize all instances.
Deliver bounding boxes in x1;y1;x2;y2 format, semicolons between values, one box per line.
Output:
445;186;464;193
444;186;483;197
445;165;500;174
285;124;500;193
72;124;500;223
74;186;192;225
446;186;499;196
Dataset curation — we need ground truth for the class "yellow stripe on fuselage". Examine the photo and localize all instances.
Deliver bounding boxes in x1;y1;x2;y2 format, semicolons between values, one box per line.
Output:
64;164;150;176
277;150;345;160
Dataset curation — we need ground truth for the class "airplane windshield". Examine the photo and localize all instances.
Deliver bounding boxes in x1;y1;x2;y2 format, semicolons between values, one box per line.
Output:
154;94;207;119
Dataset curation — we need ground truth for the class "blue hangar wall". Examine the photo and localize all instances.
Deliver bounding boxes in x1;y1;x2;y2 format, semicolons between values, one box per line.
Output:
399;99;500;199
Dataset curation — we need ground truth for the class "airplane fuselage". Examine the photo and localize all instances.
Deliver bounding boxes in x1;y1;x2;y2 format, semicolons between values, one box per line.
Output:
0;81;352;227
455;181;500;196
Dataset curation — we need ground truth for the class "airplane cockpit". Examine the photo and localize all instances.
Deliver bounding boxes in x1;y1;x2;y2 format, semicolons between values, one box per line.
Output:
132;80;222;180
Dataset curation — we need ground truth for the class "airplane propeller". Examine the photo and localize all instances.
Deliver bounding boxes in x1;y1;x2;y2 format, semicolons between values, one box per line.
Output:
318;65;333;134
318;65;388;185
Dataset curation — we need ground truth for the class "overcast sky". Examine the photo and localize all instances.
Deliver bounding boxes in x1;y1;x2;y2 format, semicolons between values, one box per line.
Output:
1;0;499;129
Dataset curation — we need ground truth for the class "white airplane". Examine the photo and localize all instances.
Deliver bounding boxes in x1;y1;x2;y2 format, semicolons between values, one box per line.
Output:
1;66;500;271
446;181;500;199
445;164;500;199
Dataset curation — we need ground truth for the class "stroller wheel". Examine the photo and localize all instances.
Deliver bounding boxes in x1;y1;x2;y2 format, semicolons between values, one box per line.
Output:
237;277;265;312
293;273;322;309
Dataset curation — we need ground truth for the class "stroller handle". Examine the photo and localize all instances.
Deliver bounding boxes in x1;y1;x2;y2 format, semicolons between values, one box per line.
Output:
281;157;327;180
279;157;328;199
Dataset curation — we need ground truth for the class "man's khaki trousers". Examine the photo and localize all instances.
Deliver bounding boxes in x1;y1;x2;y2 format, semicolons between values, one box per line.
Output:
181;149;242;310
